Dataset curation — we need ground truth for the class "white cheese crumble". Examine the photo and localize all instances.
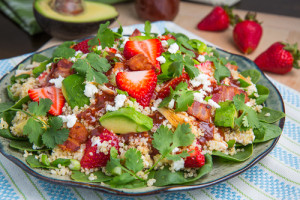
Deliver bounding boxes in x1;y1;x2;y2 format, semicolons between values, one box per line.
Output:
246;84;257;95
147;178;156;187
49;75;64;88
75;50;83;56
115;53;123;59
156;56;166;64
46;63;52;69
59;114;77;128
264;113;271;117
168;43;179;54
88;173;97;181
106;94;127;112
171;158;185;171
97;45;102;51
161;40;168;48
84;82;98;98
190;73;212;92
208;99;220;108
168;99;175;109
193;90;206;102
70;57;76;62
197;55;206;62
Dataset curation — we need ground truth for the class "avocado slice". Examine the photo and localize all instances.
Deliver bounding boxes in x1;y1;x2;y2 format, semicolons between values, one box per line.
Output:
99;107;153;134
33;0;118;39
214;101;237;128
62;74;90;109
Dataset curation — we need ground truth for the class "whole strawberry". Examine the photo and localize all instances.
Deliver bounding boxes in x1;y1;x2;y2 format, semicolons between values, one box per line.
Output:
197;6;233;31
233;12;263;54
254;42;300;74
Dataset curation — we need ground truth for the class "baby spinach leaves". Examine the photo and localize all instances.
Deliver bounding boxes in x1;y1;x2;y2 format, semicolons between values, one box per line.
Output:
71;171;112;183
240;69;261;84
257;107;285;123
253;122;282;143
212;144;253;162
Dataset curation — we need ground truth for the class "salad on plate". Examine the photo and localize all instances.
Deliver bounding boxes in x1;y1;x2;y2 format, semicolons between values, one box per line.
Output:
0;21;285;189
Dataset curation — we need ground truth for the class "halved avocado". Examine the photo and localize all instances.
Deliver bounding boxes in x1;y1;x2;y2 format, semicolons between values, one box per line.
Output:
33;0;118;40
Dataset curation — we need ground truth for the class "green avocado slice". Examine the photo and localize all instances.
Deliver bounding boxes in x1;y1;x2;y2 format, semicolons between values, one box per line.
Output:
34;0;118;23
99;107;153;134
61;74;90;109
214;101;237;128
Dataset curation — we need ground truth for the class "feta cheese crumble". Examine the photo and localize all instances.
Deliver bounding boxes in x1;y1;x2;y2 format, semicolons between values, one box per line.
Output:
264;113;271;117
168;99;175;109
197;55;205;62
190;73;212;92
84;82;98;98
49;75;65;88
59;114;77;128
171;158;185;171
161;40;168;48
106;94;127;112
208;99;220;108
168;43;179;54
156;56;166;64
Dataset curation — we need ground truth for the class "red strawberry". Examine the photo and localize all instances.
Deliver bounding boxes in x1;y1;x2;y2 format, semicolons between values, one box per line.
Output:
184;147;205;168
28;86;65;116
116;70;157;107
233;12;263;54
157;73;189;99
254;42;300;74
197;6;232;31
80;128;119;169
158;34;176;41
123;39;163;73
72;39;91;54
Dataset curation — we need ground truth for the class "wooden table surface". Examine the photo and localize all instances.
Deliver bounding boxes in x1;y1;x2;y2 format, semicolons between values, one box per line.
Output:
42;2;300;91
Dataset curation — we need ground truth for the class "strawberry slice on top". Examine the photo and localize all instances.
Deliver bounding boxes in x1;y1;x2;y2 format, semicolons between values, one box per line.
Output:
184;147;205;168
116;70;157;107
123;39;163;73
72;39;91;54
28;86;65;116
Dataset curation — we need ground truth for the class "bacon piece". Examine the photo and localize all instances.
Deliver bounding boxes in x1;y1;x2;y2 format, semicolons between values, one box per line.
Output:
127;54;153;71
212;85;249;103
59;122;89;152
187;101;212;122
50;59;74;79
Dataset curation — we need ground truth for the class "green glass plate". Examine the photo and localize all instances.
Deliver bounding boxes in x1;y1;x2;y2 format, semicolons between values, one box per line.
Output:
0;45;285;196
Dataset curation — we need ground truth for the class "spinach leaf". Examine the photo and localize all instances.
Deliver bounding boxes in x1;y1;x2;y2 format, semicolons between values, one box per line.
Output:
0;102;14;112
51;158;71;167
154;154;213;186
257;107;285;123
32;54;49;63
212;144;253;162
32;60;51;77
71;171;112;183
240;69;261;84
10;74;30;84
9;140;49;151
255;85;270;104
253;122;282;143
109;173;146;188
0;129;26;141
26;155;55;169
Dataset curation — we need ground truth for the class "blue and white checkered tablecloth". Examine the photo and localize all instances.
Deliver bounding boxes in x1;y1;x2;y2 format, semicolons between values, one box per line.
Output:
0;21;299;200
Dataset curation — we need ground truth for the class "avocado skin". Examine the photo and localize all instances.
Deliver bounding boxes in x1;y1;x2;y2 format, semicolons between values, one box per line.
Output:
62;74;90;109
33;1;118;40
214;101;237;128
99;107;153;134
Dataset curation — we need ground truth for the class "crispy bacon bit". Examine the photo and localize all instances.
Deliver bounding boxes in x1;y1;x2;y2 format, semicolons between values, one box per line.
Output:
59;122;89;152
130;29;142;37
50;59;74;79
126;54;153;71
197;122;215;146
187;101;212;122
212;85;249;103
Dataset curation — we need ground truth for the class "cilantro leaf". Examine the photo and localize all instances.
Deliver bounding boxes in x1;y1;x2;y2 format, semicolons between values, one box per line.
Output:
52;44;75;59
28;98;52;116
159;82;195;112
106;147;121;174
86;53;111;72
165;150;190;161
125;148;144;173
233;94;260;130
152;124;194;161
42;117;69;148
183;56;199;79
23;118;44;147
205;55;230;82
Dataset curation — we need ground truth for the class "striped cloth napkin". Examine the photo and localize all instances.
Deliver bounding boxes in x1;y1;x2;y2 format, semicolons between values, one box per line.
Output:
0;21;299;200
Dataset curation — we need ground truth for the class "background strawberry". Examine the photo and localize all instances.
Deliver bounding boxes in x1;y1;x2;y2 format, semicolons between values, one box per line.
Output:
233;12;263;54
197;6;233;31
28;86;65;116
254;42;300;74
116;70;157;107
80;128;119;169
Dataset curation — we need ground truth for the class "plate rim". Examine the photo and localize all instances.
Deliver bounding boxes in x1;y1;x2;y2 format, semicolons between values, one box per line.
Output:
0;45;286;196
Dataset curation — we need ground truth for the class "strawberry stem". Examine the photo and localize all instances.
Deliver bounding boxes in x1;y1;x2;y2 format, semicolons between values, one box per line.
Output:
283;42;300;69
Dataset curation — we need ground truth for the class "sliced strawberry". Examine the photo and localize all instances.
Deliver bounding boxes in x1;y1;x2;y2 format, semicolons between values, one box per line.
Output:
37;71;49;86
105;47;117;54
195;61;216;84
116;70;157;107
157;73;189;99
72;39;91;54
123;39;163;73
80;128;119;169
184;147;205;168
28;86;65;116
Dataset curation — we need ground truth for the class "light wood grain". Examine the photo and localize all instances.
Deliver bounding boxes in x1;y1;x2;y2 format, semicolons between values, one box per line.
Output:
42;1;300;91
